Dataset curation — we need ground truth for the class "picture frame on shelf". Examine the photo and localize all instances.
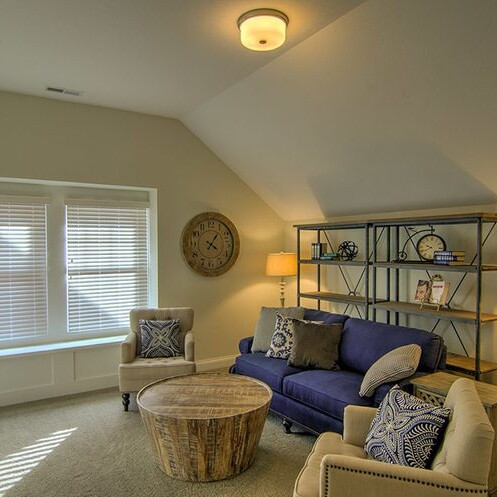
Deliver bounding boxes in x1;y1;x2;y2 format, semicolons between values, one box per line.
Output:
414;280;431;303
429;277;450;307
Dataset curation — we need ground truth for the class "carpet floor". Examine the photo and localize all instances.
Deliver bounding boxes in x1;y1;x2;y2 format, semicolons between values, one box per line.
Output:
0;388;315;497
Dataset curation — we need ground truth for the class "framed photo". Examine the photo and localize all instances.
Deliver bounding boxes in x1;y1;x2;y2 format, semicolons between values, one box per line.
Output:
430;279;450;306
414;280;431;303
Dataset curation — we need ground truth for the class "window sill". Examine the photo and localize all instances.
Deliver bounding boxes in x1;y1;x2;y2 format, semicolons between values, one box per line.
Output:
0;335;126;358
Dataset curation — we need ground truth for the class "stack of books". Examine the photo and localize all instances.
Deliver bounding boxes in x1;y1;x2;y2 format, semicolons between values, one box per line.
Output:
433;250;466;265
311;243;327;259
320;252;337;261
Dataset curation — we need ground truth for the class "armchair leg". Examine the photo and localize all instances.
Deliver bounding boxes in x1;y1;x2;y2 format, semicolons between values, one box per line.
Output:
122;393;130;411
282;418;293;434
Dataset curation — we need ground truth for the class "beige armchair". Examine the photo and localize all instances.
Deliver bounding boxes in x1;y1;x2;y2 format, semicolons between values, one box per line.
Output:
294;378;494;497
119;307;196;411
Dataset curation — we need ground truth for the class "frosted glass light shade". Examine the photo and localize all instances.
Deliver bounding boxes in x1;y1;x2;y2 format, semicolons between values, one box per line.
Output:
238;9;288;52
266;252;297;276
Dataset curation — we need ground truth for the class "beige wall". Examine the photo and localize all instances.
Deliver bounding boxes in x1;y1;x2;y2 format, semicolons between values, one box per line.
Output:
0;90;284;363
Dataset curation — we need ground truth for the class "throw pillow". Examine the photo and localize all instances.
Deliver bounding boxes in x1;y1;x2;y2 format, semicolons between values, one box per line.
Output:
287;319;342;370
266;313;295;359
139;319;181;358
365;385;451;469
359;344;422;397
251;306;305;353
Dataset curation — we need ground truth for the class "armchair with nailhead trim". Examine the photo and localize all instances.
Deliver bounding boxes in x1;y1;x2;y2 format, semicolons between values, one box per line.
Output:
293;378;494;497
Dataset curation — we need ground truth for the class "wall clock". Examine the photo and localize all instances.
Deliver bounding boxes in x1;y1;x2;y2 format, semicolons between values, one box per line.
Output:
416;233;446;261
181;212;240;277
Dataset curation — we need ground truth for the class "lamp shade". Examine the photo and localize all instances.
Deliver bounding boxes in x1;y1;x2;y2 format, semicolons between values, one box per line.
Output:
237;9;288;52
266;252;297;277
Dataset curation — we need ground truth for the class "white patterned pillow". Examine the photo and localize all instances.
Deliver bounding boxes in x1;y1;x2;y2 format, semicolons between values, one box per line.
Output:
266;313;295;359
359;344;422;397
139;319;181;358
365;385;451;469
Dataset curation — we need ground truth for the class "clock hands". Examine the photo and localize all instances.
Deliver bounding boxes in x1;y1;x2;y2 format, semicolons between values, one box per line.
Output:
206;233;219;251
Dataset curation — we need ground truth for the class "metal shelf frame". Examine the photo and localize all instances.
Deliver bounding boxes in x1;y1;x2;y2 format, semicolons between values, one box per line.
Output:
295;213;497;380
371;213;497;380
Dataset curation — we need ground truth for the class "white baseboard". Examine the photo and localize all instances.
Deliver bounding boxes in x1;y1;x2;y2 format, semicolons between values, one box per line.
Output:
195;354;237;372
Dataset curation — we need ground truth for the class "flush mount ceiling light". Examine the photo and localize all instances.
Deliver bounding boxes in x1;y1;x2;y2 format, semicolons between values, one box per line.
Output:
237;8;289;51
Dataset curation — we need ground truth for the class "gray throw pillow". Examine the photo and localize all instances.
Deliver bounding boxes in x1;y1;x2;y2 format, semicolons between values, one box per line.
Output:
251;306;305;352
287;319;342;370
139;319;181;358
359;344;422;397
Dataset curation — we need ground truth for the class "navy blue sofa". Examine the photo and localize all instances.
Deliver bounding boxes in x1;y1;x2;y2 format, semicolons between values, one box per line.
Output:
232;309;446;435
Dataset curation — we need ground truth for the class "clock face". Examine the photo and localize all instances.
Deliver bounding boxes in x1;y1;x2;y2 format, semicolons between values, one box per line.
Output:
181;212;240;277
416;234;446;261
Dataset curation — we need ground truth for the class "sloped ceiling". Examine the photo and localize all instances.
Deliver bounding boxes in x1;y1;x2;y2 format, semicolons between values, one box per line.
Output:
1;0;497;221
184;0;497;220
0;0;363;117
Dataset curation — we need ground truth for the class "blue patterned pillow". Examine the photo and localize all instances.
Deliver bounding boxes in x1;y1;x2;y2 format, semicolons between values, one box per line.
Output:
139;319;181;358
365;385;451;469
266;313;294;359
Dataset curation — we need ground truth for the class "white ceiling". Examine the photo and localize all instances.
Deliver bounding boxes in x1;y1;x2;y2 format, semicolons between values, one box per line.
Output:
2;0;497;221
0;0;363;117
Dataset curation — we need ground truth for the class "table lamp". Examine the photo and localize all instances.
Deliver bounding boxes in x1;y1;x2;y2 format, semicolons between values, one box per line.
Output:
266;252;297;307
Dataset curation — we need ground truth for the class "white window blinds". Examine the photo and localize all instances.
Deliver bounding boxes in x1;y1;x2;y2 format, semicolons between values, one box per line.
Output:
66;205;149;333
0;200;48;341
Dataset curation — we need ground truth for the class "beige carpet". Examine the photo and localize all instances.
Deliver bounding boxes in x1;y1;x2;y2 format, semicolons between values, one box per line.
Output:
0;388;315;497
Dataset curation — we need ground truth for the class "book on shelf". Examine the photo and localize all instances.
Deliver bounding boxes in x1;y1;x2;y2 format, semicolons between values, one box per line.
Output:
320;252;337;261
433;260;467;266
434;255;465;262
311;242;327;259
434;250;466;257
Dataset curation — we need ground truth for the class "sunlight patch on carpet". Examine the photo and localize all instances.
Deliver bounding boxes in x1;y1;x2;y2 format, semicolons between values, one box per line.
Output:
0;428;77;496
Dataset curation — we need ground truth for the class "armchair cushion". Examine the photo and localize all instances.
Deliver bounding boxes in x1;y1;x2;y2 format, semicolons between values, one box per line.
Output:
365;385;451;469
130;307;193;355
139;319;181;358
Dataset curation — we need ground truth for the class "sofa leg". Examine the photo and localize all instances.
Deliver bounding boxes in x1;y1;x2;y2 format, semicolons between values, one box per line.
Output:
122;393;130;411
282;418;293;434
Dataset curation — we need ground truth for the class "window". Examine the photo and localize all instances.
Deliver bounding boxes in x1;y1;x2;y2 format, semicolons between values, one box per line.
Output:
66;205;149;333
0;180;157;347
0;199;48;342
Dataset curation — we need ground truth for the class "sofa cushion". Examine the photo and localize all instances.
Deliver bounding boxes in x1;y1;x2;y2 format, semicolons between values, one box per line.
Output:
365;385;451;469
234;352;302;393
283;370;374;420
251;306;305;353
303;309;349;325
288;320;342;370
266;314;295;359
359;344;422;397
340;318;444;374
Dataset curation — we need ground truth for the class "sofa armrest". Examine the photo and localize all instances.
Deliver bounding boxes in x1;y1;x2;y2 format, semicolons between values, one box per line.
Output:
342;405;377;447
121;332;137;363
184;330;194;362
239;336;254;354
320;455;488;497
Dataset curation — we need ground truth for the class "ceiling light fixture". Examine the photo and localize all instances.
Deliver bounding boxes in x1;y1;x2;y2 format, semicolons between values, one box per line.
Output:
237;8;289;52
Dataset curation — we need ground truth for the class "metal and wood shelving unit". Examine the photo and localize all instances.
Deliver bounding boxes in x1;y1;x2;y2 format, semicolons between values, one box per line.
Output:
295;213;497;380
296;221;373;319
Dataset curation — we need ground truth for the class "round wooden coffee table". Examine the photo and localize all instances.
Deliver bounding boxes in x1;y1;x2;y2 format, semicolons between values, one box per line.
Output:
137;372;272;482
